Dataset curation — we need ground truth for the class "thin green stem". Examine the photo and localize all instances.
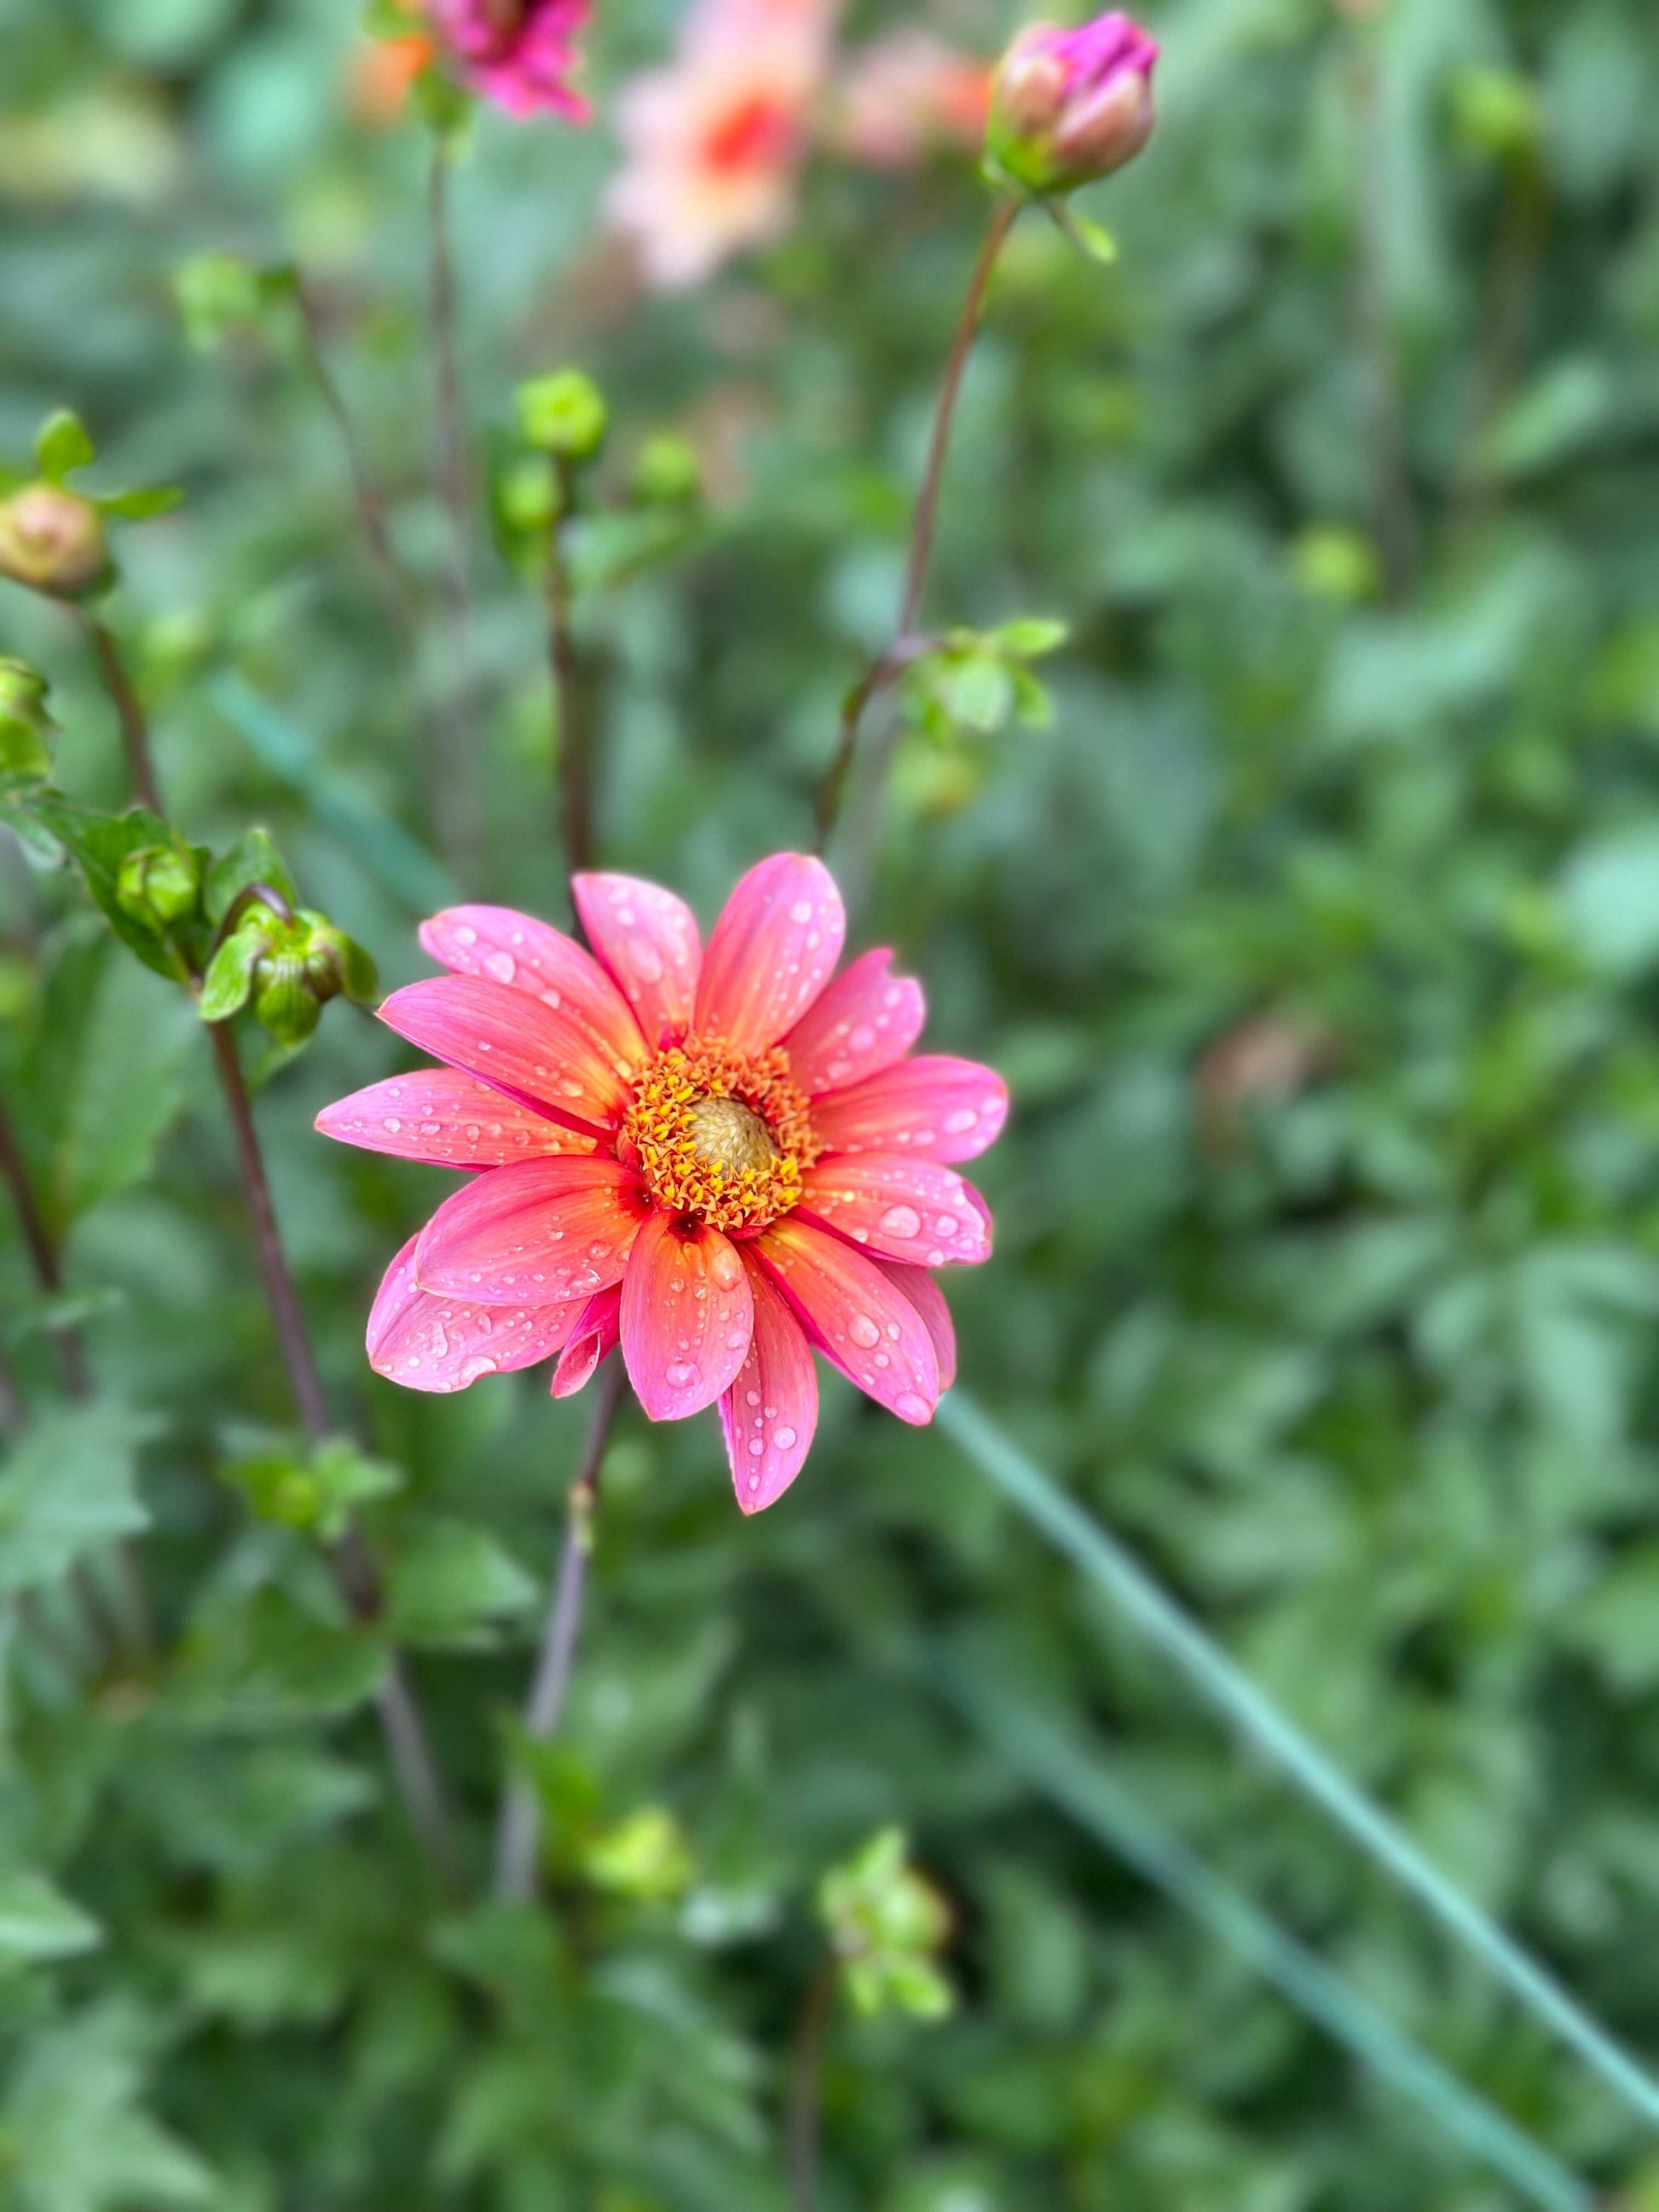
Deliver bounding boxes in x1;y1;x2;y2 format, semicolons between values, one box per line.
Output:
546;456;593;873
494;1358;624;1901
90;620;460;1891
426;136;482;875
816;197;1019;864
82;614;161;814
785;1960;838;2212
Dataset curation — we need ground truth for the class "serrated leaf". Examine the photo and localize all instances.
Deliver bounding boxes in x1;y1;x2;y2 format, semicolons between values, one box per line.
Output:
0;1402;158;1597
34;409;95;482
0;1870;103;1964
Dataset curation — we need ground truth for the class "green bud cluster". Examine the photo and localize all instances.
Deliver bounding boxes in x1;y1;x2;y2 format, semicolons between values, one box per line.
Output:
115;841;203;930
818;1826;954;2021
200;898;378;1046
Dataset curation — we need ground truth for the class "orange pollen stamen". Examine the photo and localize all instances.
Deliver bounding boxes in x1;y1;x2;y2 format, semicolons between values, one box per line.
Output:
620;1040;819;1235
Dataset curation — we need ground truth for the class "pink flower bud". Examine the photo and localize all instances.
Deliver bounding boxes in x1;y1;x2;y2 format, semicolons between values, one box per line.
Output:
430;0;592;121
986;12;1158;195
0;484;111;600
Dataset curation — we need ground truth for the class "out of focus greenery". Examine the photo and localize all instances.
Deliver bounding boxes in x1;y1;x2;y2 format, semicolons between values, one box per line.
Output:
6;0;1659;2204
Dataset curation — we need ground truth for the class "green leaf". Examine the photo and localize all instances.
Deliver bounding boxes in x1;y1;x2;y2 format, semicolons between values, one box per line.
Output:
24;798;190;980
0;1870;103;1965
988;617;1067;659
34;409;95;482
171;1585;388;1727
97;485;183;522
0;2001;217;2209
0;1402;158;1597
388;1519;539;1649
197;928;261;1022
55;955;194;1218
204;827;298;927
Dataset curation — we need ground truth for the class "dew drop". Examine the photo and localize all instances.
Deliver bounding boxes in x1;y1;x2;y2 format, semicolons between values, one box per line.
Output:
944;1108;978;1135
774;1425;796;1451
880;1204;922;1240
664;1360;700;1390
789;898;814;924
848;1314;881;1349
484;950;516;984
894;1391;931;1422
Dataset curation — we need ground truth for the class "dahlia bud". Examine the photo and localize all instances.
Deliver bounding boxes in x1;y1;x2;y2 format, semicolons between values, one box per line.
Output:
517;369;608;462
0;659;56;780
630;432;702;508
116;842;202;931
199;898;376;1045
0;483;111;600
985;12;1158;197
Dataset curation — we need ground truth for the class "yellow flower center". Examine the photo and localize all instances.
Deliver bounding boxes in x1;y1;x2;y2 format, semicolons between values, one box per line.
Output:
621;1041;819;1235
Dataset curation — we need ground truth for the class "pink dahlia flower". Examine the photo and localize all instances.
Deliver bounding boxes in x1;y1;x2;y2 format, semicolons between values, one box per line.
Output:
431;0;592;121
316;855;1005;1513
986;10;1157;195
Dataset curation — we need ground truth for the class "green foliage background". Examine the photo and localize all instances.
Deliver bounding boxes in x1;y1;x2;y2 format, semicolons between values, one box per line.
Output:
6;0;1659;2203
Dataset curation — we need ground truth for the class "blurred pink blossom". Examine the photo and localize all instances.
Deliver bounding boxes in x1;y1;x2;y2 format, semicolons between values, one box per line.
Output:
830;32;991;170
431;0;592;120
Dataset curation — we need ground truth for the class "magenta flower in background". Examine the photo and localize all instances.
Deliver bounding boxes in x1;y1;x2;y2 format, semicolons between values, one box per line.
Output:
316;855;1006;1512
431;0;592;120
986;10;1158;195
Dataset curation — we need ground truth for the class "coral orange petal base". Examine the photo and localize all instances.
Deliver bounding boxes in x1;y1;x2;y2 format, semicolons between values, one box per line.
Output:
419;904;649;1072
809;1054;1009;1163
414;1154;649;1306
378;973;633;1134
621;1211;754;1418
754;1215;939;1424
572;871;702;1049
722;1251;818;1511
367;1233;587;1392
783;947;925;1096
316;1070;593;1169
692;853;846;1054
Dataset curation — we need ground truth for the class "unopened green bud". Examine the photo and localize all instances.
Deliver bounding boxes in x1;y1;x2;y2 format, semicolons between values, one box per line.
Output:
517;370;608;462
631;433;701;507
254;952;322;1046
116;842;201;929
0;659;56;779
0;484;111;599
1449;65;1542;166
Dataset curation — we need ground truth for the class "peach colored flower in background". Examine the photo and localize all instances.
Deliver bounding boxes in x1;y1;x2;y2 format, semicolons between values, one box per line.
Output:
605;0;833;289
316;855;1006;1512
431;0;592;119
348;32;439;127
830;32;991;170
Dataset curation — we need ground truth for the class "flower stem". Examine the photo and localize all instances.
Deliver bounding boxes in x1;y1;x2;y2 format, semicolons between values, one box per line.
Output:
88;620;460;1890
293;276;421;649
814;196;1020;862
786;1959;839;2212
494;1356;625;1902
82;614;162;814
545;456;594;872
426;136;483;875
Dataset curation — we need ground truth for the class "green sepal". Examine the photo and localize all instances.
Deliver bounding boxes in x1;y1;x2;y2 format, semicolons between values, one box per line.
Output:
34;409;96;483
98;484;184;522
198;927;263;1022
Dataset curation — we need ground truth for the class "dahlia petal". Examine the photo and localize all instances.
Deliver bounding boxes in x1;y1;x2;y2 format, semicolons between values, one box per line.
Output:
571;871;702;1050
621;1211;754;1420
783;949;925;1097
721;1251;818;1513
378;974;633;1135
367;1233;585;1393
809;1055;1009;1163
420;904;647;1074
316;1071;592;1170
692;853;847;1055
798;1153;991;1267
414;1155;649;1306
754;1216;939;1424
876;1262;957;1391
551;1285;622;1398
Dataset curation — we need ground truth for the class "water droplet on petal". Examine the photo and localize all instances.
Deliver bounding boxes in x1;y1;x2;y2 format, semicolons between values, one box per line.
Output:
774;1425;796;1451
664;1360;700;1390
894;1391;931;1423
880;1204;922;1240
848;1314;881;1349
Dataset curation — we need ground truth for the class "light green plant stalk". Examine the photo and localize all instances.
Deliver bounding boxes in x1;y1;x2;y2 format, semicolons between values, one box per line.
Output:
938;1389;1659;2134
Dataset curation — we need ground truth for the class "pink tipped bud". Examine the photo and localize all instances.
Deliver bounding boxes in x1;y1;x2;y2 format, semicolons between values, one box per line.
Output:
0;483;111;600
986;12;1157;196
